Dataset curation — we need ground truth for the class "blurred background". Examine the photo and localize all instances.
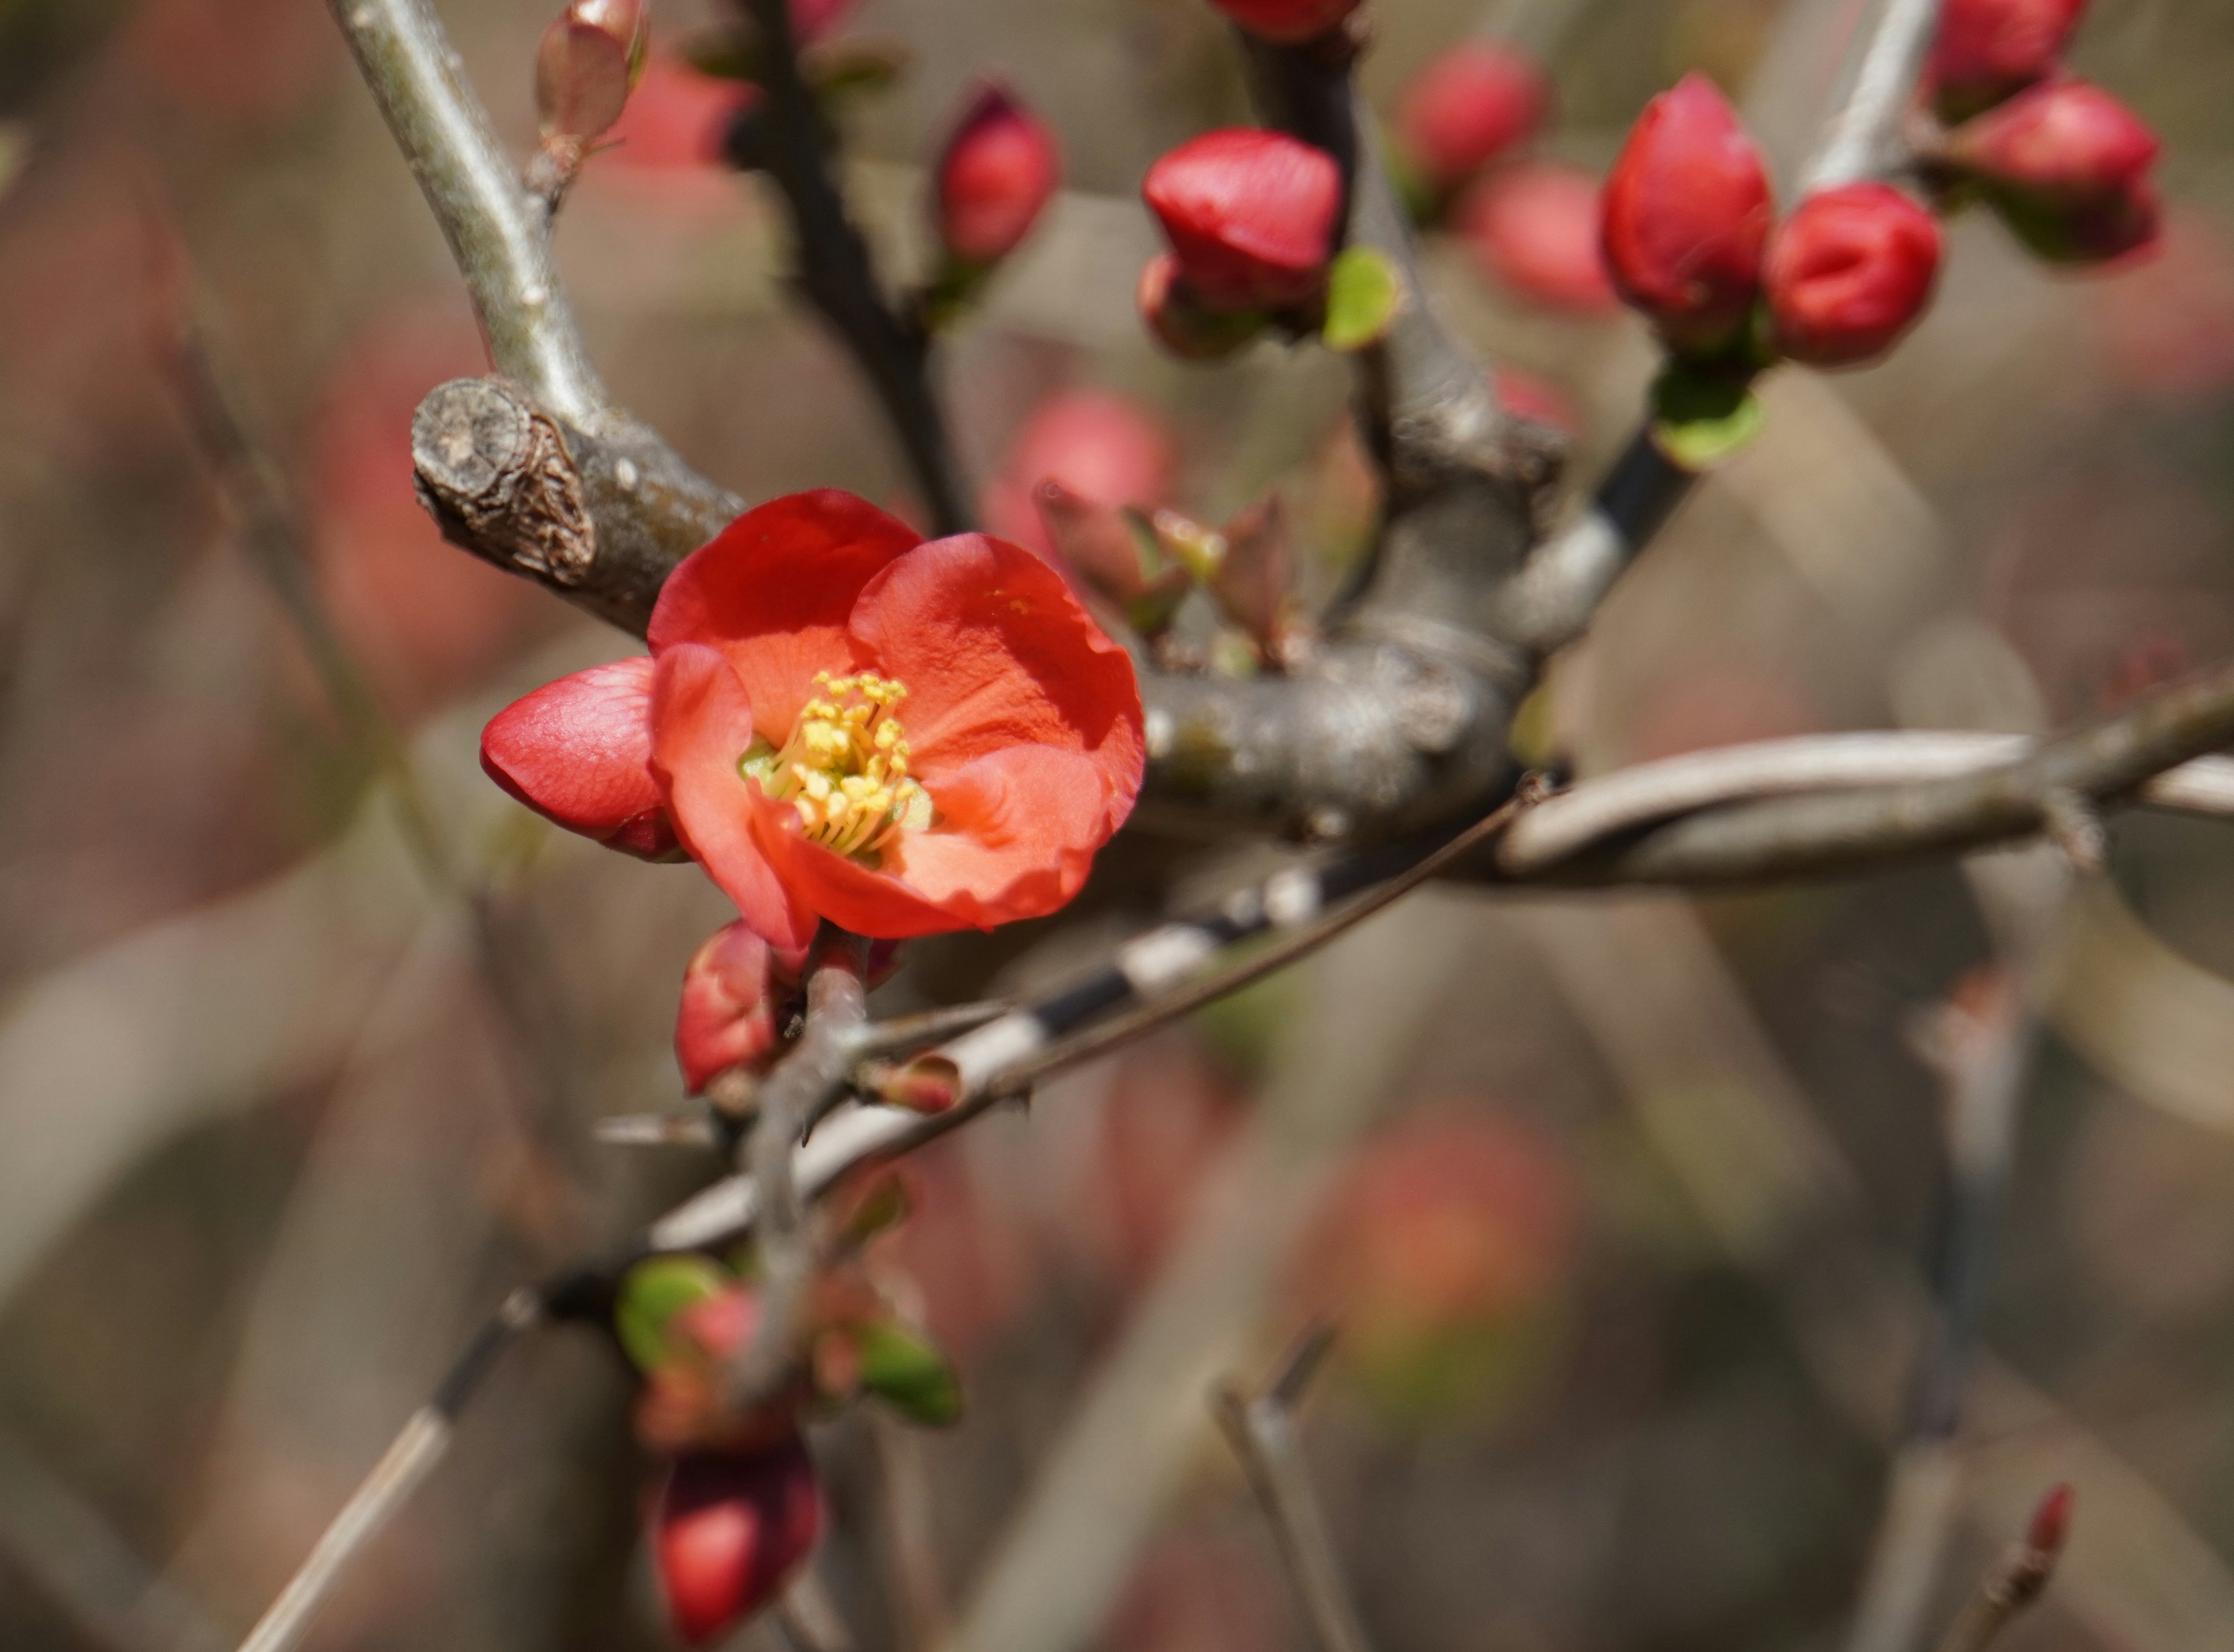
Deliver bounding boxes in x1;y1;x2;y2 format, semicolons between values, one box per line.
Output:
2;0;2233;1647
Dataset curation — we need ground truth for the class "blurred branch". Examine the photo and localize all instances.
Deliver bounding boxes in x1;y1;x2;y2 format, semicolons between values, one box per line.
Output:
1932;1489;2071;1652
735;0;971;535
1211;1323;1374;1652
1801;0;1942;192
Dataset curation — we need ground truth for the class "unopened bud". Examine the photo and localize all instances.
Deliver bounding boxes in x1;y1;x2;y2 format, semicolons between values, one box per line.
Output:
534;0;648;144
654;1439;824;1647
1458;161;1619;314
1941;77;2161;265
1035;480;1189;632
1143;129;1343;312
1765;183;1941;367
863;1055;961;1114
1205;0;1362;45
935;80;1060;266
1601;73;1774;354
1927;0;2088;122
1137;252;1268;359
675;923;784;1095
1395;41;1549;194
2027;1482;2074;1555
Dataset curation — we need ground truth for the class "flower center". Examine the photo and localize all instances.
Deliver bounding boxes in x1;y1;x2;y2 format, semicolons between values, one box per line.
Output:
744;671;933;861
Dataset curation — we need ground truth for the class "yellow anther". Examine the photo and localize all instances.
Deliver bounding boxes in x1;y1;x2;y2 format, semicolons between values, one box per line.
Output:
749;671;929;862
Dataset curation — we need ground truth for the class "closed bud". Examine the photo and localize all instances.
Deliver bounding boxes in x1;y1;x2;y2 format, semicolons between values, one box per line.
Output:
1143;129;1343;312
1395;41;1549;193
1927;0;2087;122
534;0;647;144
1458;161;1619;314
935;81;1060;266
1942;78;2162;264
1601;74;1773;354
1205;0;1362;45
1765;183;1941;367
654;1439;824;1647
675;922;783;1094
1137;251;1268;358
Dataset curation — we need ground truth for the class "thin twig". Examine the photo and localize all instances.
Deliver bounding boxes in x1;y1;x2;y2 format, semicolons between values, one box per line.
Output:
1212;1322;1372;1652
1933;1486;2073;1652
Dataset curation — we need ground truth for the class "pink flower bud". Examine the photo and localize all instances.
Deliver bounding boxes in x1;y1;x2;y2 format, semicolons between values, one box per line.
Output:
1927;0;2087;121
1763;183;1941;366
1943;78;2162;263
534;0;648;143
655;1439;824;1646
1395;41;1549;193
981;390;1176;557
1205;0;1362;45
674;922;782;1093
1457;162;1619;314
1143;129;1343;312
1601;74;1774;353
1137;252;1268;358
935;81;1060;266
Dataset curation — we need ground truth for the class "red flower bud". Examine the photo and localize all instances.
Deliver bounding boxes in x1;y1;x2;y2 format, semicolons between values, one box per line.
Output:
1395;41;1549;192
1927;0;2087;121
981;390;1176;557
1204;0;1361;45
1942;78;2162;263
935;81;1060;266
1601;74;1774;353
1763;183;1941;366
535;0;647;144
1457;162;1619;314
654;1439;823;1646
1137;252;1268;358
674;922;784;1094
1143;129;1343;312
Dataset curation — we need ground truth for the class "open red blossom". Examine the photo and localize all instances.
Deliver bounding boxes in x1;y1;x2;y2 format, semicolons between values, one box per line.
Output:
936;81;1061;266
482;492;1144;960
1143;129;1343;312
655;1438;823;1647
1601;73;1773;354
1765;183;1942;367
1206;0;1361;44
1927;0;2087;121
1396;41;1549;193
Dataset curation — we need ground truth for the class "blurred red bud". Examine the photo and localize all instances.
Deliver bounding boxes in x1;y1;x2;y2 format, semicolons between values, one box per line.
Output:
1927;0;2088;122
935;81;1060;266
1395;41;1549;193
606;51;757;169
1493;366;1580;435
1601;74;1773;353
1137;252;1268;359
981;390;1176;556
535;0;648;143
789;0;858;42
1205;0;1362;45
654;1439;823;1646
1458;161;1620;314
1143;129;1343;312
1764;183;1941;367
675;923;784;1094
1943;79;2162;264
2027;1482;2075;1554
1036;482;1174;605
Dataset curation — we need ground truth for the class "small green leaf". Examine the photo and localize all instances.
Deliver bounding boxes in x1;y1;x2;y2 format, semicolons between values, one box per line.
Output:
855;1319;962;1426
802;37;910;99
616;1255;732;1374
1321;246;1406;353
1649;362;1764;470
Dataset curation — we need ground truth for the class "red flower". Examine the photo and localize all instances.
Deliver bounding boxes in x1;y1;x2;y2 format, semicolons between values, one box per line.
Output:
654;1439;823;1646
1927;0;2087;121
1205;0;1361;44
1764;183;1941;367
1457;162;1620;314
1396;41;1549;193
675;922;784;1092
1942;77;2161;264
935;81;1061;266
1143;129;1343;312
482;492;1144;960
1601;73;1773;353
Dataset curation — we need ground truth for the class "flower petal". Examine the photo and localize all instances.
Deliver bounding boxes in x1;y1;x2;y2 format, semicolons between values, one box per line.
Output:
480;657;677;859
651;643;818;960
650;490;921;742
764;745;1113;937
848;532;1144;831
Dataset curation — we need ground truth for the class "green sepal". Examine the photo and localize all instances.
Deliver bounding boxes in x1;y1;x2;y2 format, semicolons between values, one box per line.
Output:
1321;246;1406;353
854;1318;962;1426
616;1254;733;1374
1649;361;1765;471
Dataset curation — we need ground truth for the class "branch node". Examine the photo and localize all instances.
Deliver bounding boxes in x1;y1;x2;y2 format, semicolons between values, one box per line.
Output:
412;377;595;587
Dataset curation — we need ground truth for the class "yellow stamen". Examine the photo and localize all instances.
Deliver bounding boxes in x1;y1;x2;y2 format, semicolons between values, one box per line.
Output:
744;671;933;861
